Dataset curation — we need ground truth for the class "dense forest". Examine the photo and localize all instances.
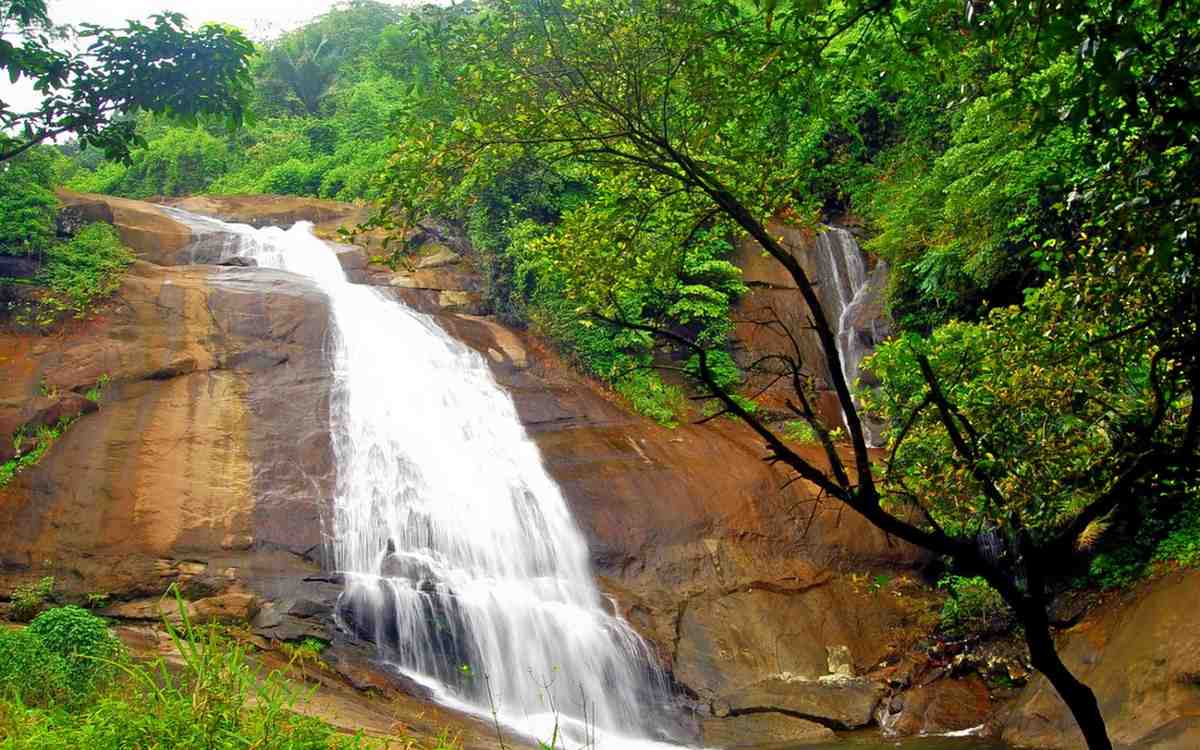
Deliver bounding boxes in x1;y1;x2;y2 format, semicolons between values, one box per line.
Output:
2;0;1197;748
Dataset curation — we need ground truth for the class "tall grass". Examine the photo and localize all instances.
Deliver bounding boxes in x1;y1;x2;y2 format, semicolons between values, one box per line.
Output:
0;591;386;749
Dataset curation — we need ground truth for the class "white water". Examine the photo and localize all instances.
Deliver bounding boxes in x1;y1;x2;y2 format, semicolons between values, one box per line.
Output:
174;214;679;749
813;228;880;446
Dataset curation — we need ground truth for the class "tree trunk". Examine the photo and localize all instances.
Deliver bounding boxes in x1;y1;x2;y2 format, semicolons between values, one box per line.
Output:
1023;609;1113;750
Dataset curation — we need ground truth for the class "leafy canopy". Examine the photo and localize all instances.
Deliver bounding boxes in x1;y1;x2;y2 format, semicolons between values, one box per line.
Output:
0;1;254;163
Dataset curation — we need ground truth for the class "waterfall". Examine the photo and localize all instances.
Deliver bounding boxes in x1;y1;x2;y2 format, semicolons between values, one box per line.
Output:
168;212;679;749
813;228;882;446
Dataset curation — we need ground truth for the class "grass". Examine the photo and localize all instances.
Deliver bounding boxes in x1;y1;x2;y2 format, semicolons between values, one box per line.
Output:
0;591;438;750
4;223;133;331
0;417;77;490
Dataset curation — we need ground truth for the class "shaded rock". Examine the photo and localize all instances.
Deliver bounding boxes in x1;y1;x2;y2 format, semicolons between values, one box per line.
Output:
218;256;257;268
673;580;922;702
0;255;41;278
191;593;259;624
416;245;461;269
1003;569;1200;749
882;675;991;737
699;713;835;747
723;675;885;729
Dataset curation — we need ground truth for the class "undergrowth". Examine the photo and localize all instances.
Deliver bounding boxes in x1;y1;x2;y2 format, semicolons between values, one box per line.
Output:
0;592;401;749
0;417;77;490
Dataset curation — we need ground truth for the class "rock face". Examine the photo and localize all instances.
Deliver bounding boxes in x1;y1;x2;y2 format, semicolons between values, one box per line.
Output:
2;194;335;634
732;219;890;430
435;315;928;737
1003;569;1200;749
2;194;931;745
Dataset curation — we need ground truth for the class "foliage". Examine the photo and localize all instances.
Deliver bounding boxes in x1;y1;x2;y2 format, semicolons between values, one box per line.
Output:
27;606;120;687
0;3;254;164
0;630;70;706
23;223;134;323
0;414;81;489
279;637;328;671
105;126;230;198
0;147;59;256
6;578;54;623
937;575;1009;637
0;596;378;750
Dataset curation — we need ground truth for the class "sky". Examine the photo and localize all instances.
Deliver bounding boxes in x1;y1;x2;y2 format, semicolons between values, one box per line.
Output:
1;0;412;116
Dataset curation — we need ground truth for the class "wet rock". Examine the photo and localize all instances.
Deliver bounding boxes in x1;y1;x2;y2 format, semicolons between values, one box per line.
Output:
217;256;257;267
191;593;259;624
0;257;334;603
883;675;991;737
699;713;835;747
723;675;884;729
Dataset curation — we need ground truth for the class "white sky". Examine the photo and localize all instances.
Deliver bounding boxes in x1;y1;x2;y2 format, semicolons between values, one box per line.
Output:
1;0;415;115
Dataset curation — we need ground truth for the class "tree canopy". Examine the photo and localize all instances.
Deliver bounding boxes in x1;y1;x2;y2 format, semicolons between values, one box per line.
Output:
0;0;253;163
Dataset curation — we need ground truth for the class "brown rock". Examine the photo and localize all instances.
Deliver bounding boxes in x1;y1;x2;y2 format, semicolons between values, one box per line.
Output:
58;191;193;265
191;593;259;624
1003;570;1200;749
699;713;835;747
884;676;991;736
0;259;333;603
722;675;885;729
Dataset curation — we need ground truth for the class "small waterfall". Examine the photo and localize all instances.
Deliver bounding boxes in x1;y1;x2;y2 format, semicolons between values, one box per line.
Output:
168;212;680;749
813;228;883;446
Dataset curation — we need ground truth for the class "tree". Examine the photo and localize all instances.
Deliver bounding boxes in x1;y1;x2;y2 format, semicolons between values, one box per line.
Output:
0;0;253;164
370;0;1198;748
260;31;342;116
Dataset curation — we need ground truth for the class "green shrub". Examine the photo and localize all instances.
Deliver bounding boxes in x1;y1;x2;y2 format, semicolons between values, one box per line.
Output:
0;420;74;490
64;161;129;196
0;149;59;257
937;575;1009;637
0;593;374;749
111;127;230;198
27;606;120;685
0;630;71;707
34;223;134;319
7;578;54;624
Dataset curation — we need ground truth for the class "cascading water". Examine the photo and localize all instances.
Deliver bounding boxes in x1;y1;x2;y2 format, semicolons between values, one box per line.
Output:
165;210;680;749
813;228;883;447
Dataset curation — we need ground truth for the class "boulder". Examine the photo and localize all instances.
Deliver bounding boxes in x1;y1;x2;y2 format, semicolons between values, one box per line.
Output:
416;245;461;269
1003;569;1200;748
699;713;836;747
58;191;193;265
191;593;259;624
882;675;992;737
722;675;885;729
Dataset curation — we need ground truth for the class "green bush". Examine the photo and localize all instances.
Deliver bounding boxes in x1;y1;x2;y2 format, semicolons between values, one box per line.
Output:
0;595;374;749
7;579;55;624
110;127;230;198
937;575;1009;637
27;607;120;686
35;224;134;319
63;161;129;196
0;630;71;707
0;149;60;257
